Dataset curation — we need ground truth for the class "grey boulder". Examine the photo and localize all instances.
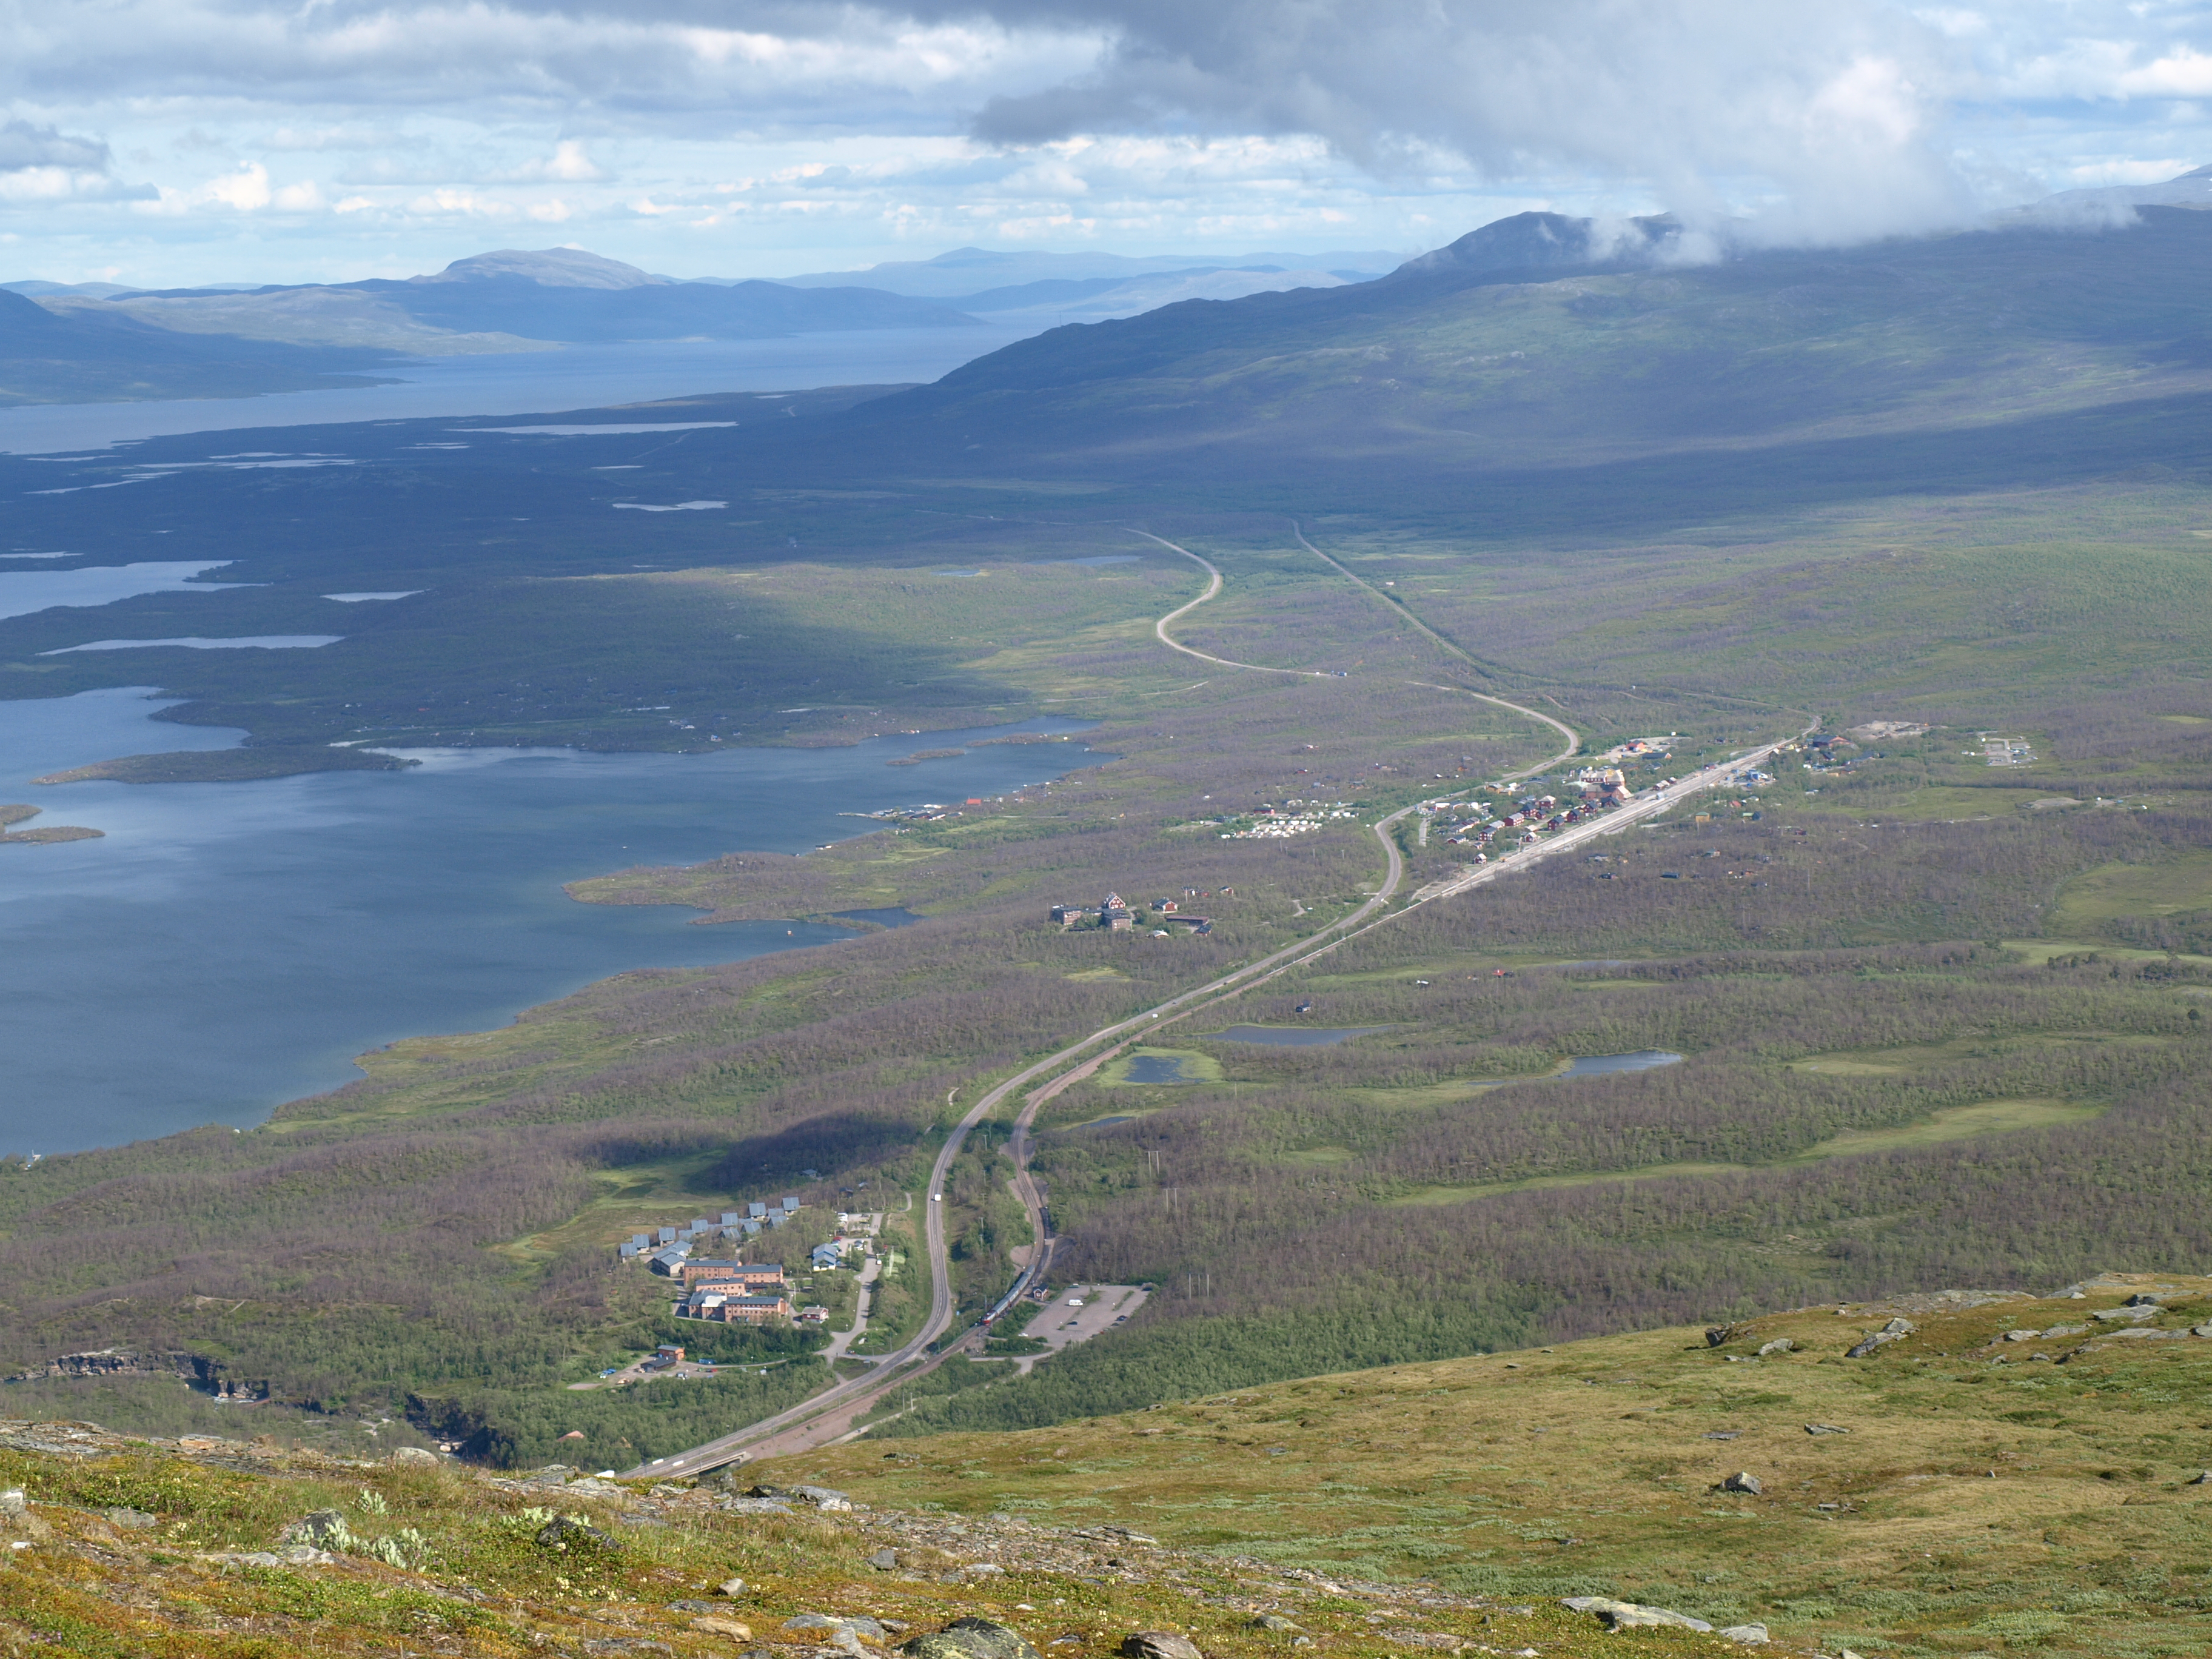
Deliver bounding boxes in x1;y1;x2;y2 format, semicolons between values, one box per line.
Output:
1720;1471;1763;1495
1561;1597;1712;1634
1718;1624;1770;1644
389;1446;440;1466
1845;1318;1916;1358
1121;1636;1206;1659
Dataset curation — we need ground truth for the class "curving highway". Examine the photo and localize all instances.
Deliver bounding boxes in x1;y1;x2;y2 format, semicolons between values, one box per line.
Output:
622;529;1796;1480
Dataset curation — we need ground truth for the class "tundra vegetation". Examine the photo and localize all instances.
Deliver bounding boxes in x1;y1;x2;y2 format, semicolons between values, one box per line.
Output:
1;209;2210;1581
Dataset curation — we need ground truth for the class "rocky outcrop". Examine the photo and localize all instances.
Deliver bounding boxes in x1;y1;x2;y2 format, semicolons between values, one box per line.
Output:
1846;1317;1916;1358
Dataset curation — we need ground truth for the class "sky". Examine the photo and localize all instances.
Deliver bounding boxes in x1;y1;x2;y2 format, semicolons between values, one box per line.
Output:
1;0;2209;287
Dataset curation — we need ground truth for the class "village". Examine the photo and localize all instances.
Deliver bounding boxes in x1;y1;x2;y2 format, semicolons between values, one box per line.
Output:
614;1196;885;1333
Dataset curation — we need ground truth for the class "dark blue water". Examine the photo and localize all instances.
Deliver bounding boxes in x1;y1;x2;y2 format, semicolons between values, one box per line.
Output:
0;687;1099;1153
1208;1025;1393;1046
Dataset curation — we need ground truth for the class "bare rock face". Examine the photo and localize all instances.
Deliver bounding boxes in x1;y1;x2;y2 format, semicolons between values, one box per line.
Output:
1121;1635;1207;1659
903;1617;1047;1659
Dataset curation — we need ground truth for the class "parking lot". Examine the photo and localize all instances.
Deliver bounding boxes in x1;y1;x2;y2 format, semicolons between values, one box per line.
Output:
1031;1284;1148;1363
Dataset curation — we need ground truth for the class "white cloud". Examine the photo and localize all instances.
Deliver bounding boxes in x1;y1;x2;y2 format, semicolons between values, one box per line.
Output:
2117;47;2212;99
504;139;606;183
0;0;2207;284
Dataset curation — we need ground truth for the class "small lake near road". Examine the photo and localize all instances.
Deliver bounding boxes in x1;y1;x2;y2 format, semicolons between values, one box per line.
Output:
1208;1025;1393;1045
0;689;1101;1154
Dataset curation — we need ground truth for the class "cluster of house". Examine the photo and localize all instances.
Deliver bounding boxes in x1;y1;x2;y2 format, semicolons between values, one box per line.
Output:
1427;774;1635;853
617;1197;802;1273
671;1259;794;1326
1050;890;1218;935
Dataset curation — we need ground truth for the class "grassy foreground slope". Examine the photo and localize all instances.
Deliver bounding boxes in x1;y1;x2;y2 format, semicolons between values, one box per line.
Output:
1;1417;1762;1659
5;1278;2207;1659
793;1275;2212;1658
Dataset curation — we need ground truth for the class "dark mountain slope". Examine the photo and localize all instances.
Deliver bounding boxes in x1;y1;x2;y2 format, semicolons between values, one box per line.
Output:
839;207;2212;484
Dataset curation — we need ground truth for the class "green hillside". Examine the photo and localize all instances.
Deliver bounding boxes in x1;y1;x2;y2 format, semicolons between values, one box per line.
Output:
797;1274;2212;1658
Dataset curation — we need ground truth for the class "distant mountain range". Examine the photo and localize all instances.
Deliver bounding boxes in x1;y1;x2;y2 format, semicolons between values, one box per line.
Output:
769;244;1400;297
0;244;1387;400
4;166;2204;408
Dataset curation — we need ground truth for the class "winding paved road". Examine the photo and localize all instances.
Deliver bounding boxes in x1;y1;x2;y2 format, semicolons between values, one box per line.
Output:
622;530;1794;1480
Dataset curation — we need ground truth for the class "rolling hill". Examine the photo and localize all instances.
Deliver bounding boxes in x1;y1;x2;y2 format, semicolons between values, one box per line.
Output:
0;284;401;405
19;246;988;367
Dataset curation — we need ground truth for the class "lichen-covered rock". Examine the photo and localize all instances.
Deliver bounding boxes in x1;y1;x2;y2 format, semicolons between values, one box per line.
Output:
534;1513;618;1552
1718;1623;1770;1644
751;1482;853;1510
389;1446;440;1466
902;1617;1046;1659
1755;1338;1794;1356
1121;1634;1206;1659
1250;1616;1303;1634
693;1616;755;1640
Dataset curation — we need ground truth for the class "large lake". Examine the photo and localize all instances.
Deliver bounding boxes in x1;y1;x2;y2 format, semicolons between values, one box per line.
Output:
0;689;1098;1155
0;328;1042;455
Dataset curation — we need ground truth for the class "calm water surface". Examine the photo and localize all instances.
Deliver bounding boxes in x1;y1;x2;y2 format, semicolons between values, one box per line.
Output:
1209;1025;1392;1046
0;329;1044;455
0;688;1099;1153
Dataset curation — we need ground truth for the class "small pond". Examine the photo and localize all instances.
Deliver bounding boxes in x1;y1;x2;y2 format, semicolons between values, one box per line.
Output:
1121;1054;1202;1084
1468;1050;1686;1085
1563;1049;1683;1076
1207;1025;1393;1047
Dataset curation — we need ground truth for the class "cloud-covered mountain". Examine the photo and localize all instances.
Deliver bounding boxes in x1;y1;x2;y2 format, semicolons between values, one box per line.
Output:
2020;163;2212;221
